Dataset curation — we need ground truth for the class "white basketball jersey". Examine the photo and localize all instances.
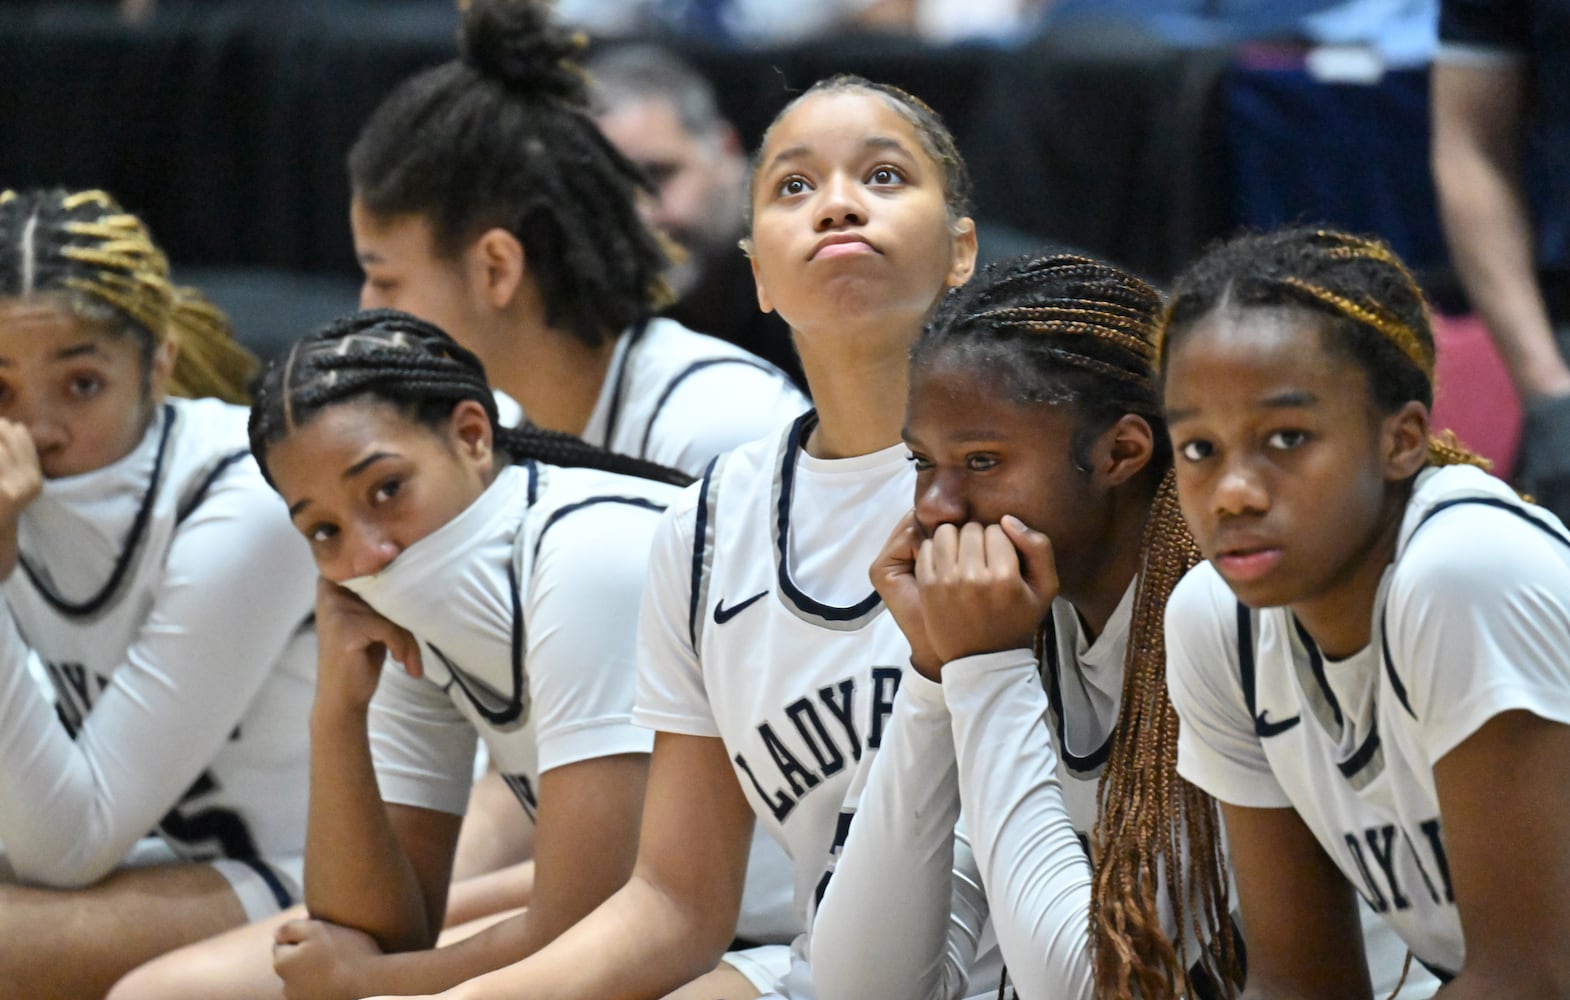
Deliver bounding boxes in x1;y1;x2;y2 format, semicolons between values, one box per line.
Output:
636;413;919;995
1170;464;1570;978
347;462;678;820
581;318;808;477
0;397;315;881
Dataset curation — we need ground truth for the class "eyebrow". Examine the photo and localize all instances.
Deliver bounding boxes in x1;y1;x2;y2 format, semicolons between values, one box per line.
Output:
762;135;915;175
1166;390;1321;423
0;341;106;367
286;451;398;520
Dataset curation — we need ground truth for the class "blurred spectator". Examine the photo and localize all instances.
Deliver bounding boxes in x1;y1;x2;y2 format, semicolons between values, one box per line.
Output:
1432;0;1570;518
587;44;805;387
560;0;1048;43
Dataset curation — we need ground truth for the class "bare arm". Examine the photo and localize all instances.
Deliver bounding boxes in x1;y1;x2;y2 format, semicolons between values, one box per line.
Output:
1432;60;1569;400
1431;711;1570;998
418;732;755;1000
293;581;452;954
325;753;649;997
1223;803;1372;1000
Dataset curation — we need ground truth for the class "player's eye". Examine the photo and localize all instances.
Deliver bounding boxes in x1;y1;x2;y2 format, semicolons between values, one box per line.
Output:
904;451;933;472
1178;439;1214;463
371;478;402;505
306;522;338;544
965;453;999;472
1266;429;1310;451
867;165;905;186
776;175;811;198
67;374;104;400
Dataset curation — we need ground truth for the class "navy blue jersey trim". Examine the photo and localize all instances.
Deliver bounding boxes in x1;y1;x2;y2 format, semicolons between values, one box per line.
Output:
21;403;175;618
637;356;784;459
523;459;540;506
1237;602;1301;738
1294;617;1345;729
427;552;528;727
600;320;650;451
689;457;719;648
1418;956;1456;984
175;449;251;526
531;495;669;568
1040;616;1114;773
774;411;882;623
237;857;296;911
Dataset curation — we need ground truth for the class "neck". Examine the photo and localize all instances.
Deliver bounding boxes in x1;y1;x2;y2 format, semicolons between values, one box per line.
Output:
487;321;619;437
1063;479;1154;641
795;321;916;459
1291;482;1411;658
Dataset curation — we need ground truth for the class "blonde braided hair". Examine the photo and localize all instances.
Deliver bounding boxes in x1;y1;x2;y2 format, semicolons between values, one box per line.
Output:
0;188;256;404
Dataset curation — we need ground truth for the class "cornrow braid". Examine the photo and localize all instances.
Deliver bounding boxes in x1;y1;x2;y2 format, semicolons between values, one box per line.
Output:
0;188;257;403
1157;226;1490;473
348;0;671;350
249;309;691;490
917;253;1241;999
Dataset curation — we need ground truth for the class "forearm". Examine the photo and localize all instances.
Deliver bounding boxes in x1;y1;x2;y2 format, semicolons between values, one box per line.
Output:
1432;65;1566;398
812;669;976;1000
944;650;1096;1000
343;909;563;997
305;703;435;952
441;873;736;1000
444;861;534;929
0;605;149;884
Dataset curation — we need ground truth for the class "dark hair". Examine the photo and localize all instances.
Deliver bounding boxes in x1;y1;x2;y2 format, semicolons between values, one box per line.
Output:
916;253;1169;474
1157;226;1488;470
248;309;692;489
0;188;257;403
745;74;974;232
915;252;1239;999
585;44;727;140
347;0;669;349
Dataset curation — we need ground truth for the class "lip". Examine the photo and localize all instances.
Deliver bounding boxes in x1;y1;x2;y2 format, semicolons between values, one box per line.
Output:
809;233;878;261
1213;545;1284;585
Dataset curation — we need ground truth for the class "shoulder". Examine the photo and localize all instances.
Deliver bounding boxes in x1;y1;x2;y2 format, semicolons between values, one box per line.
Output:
531;466;682;556
1164;562;1251;713
1392;466;1570;598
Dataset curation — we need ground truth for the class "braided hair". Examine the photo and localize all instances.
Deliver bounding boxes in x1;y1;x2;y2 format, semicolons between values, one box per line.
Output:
744;74;974;237
248;309;692;490
0;189;257;404
1157;226;1489;472
347;0;670;349
915;253;1241;999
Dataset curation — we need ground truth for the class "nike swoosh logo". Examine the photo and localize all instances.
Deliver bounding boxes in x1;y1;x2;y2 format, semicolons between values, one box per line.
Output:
714;590;769;625
1255;711;1301;738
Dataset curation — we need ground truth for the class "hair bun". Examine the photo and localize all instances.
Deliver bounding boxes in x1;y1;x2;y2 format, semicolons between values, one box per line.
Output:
459;0;588;106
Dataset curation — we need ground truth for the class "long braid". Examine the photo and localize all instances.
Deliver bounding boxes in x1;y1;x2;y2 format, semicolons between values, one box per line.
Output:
348;0;671;349
249;309;690;488
0;188;257;403
915;253;1241;999
1157;227;1491;474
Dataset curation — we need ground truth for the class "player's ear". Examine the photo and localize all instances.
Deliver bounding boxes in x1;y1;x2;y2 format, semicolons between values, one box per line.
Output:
1383;400;1429;481
1089;414;1155;488
448;398;494;473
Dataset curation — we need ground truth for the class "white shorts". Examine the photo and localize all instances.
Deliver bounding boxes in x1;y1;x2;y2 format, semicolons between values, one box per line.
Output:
211;854;305;922
722;943;794;995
